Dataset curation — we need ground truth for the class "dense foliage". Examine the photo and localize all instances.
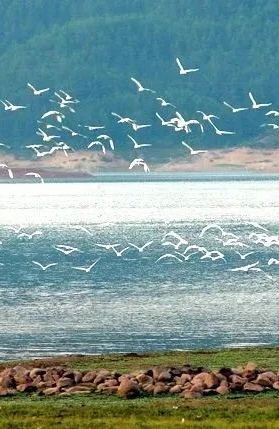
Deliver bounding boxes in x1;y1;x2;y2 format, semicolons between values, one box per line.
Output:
0;0;278;157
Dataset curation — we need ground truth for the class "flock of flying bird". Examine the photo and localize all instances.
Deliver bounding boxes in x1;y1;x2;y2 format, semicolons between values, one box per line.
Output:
1;57;279;181
1;221;278;281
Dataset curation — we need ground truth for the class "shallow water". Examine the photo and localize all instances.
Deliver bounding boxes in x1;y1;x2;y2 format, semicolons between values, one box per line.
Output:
0;176;278;359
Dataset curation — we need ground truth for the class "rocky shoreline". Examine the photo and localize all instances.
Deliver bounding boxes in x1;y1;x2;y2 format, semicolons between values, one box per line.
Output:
0;361;279;399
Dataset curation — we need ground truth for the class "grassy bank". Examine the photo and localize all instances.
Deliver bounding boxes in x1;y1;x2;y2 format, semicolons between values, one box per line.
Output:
0;347;279;429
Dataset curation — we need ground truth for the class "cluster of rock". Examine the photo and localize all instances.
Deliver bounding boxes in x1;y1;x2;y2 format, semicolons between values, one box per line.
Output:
0;362;279;398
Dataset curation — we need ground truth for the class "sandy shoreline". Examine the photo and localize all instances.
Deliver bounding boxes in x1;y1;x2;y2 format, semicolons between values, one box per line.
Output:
1;147;279;178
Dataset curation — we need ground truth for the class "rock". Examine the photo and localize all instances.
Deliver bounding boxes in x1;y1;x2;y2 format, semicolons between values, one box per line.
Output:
81;371;97;383
43;387;60;396
56;377;74;389
218;367;234;379
243;382;264;393
142;383;154;394
152;367;165;380
192;372;219;389
66;386;91;394
203;389;218;396
216;384;230;395
74;371;83;384
204;373;219;389
13;366;31;385
136;373;154;386
16;383;36;393
175;373;192;385
30;368;46;380
183;390;202;399
169;385;182;394
158;371;172;382
256;374;274;388
0;375;16;389
117;379;141;399
229;374;248;390
153;382;169;395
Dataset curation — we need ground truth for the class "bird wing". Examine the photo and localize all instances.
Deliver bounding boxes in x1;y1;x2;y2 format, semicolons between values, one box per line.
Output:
7;169;13;179
32;261;43;269
156;253;183;263
248;92;256;105
176;57;183;71
128;134;137;145
131;77;142;89
27;83;36;91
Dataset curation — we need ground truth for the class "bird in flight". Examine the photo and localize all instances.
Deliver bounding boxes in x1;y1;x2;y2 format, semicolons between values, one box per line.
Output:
128;240;154;253
156;97;175;108
41;110;65;123
248;92;272;109
32;261;58;271
182;141;207;155
176;57;199;75
128;135;152;149
36;128;60;142
0;163;13;179
25;172;44;184
155;253;184;263
129;158;150;172
54;245;82;255
234;251;255;260
27;83;49;95
130;77;156;93
223;101;248;113
265;110;279;117
72;257;101;273
18;231;42;239
1;99;27;111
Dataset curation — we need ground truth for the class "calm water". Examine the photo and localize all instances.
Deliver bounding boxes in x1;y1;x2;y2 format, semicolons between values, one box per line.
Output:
0;175;279;359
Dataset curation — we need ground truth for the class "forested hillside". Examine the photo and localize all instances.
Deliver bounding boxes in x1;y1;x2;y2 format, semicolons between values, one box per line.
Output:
0;0;279;158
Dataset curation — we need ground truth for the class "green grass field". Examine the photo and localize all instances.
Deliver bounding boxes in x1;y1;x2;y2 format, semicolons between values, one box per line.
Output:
0;347;279;428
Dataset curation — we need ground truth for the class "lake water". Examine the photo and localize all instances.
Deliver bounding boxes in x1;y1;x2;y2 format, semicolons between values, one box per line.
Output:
0;174;278;359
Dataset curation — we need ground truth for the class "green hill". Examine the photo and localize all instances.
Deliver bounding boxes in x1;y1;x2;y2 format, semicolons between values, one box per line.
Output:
0;0;278;158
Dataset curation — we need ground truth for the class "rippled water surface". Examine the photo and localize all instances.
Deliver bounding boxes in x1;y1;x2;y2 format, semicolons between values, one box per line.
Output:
0;175;278;359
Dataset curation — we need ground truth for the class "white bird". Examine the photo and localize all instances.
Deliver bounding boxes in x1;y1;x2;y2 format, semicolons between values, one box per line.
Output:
197;111;220;124
200;250;226;262
93;243;121;250
69;225;93;236
54;245;82;255
32;261;58;271
156;97;175;108
27;83;49;95
131;123;152;131
111;246;130;257
261;123;279;130
248;92;272;109
81;124;105;131
210;122;236;136
97;134;114;150
111;112;134;124
161;231;188;250
87;141;106;154
72;257;101;273
230;261;260;272
175;250;199;261
155;253;184;263
41;110;65;123
0;164;13;179
265;110;279;117
62;125;87;138
181;141;207;155
176;57;199;75
199;223;238;239
215;237;249;248
131;77;156;93
128;135;152;149
223;101;248;113
25;172;44;184
18;231;42;239
234;251;255;260
155;112;174;127
245;221;268;232
36;128;60;142
268;258;279;266
2;99;27;111
0;142;11;149
127;240;153;253
129;158;150;172
59;89;78;102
